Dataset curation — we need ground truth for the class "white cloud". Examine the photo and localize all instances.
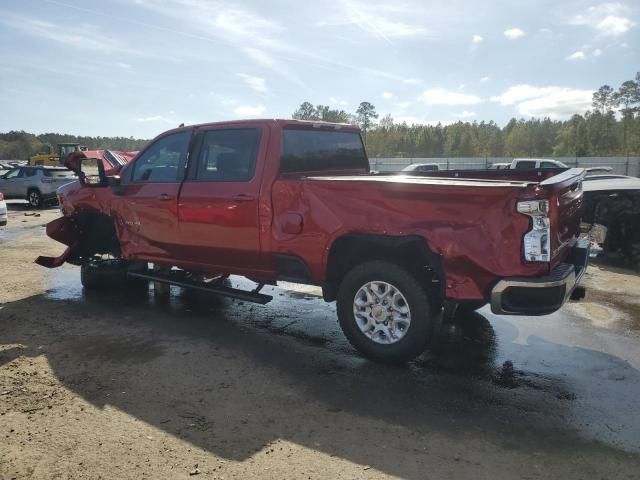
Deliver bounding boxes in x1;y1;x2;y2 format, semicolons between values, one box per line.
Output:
329;96;349;106
491;84;593;119
238;73;268;93
597;15;635;35
419;88;482;106
454;110;476;118
339;1;427;41
504;28;525;39
233;105;266;116
403;78;422;85
382;92;395;100
566;51;586;60
393;101;411;109
392;116;454;126
0;14;122;54
593;48;603;57
471;34;483;43
571;3;636;37
136;115;173;123
480;76;490;82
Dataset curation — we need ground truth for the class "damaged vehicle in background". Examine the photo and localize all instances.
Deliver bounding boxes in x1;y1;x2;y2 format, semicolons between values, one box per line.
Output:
37;119;591;364
582;173;640;267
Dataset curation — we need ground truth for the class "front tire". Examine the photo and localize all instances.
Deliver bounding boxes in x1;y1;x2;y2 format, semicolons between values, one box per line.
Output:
27;189;42;208
81;259;148;291
337;261;436;364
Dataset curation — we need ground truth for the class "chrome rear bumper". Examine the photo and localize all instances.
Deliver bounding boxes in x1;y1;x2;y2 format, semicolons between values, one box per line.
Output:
490;238;589;316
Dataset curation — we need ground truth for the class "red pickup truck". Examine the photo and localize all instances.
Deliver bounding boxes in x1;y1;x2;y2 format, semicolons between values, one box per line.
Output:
37;119;589;363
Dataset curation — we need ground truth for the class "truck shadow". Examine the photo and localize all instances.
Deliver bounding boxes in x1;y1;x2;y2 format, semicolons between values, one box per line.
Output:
1;285;639;478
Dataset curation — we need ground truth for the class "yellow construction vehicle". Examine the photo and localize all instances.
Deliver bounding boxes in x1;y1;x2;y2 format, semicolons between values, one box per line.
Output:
29;143;88;166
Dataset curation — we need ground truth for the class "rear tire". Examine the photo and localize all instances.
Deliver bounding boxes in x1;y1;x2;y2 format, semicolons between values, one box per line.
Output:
337;260;436;364
27;189;42;208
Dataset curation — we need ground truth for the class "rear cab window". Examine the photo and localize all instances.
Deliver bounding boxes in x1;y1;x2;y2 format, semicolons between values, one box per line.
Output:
280;128;368;173
514;161;537;170
541;161;559;169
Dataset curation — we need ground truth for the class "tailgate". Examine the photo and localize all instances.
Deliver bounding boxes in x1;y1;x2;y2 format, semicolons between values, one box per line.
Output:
539;168;585;259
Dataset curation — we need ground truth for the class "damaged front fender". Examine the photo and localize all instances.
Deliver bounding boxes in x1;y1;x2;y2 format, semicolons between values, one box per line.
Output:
35;216;82;268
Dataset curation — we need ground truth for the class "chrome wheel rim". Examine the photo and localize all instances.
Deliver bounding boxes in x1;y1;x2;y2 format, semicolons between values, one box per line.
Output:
353;281;411;344
29;192;40;206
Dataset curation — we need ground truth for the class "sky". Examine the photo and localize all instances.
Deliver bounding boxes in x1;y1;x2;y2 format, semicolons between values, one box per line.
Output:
0;0;638;138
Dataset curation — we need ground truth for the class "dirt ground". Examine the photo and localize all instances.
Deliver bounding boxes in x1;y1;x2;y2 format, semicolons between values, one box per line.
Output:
1;202;640;480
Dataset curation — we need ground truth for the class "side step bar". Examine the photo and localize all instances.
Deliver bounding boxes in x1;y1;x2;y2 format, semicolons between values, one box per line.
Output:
128;271;273;305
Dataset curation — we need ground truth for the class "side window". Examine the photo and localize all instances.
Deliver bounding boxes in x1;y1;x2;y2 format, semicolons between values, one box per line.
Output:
25;169;37;177
4;168;21;179
195;128;261;182
514;161;536;170
541;161;558;169
132;132;189;183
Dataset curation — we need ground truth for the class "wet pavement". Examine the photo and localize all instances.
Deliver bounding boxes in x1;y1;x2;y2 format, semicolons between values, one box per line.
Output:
2;212;640;478
42;264;640;454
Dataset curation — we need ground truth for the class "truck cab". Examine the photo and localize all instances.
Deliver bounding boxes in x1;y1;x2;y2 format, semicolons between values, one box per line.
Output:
511;158;569;170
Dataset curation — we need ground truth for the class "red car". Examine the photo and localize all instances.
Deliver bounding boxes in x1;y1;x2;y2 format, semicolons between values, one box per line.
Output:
37;119;589;363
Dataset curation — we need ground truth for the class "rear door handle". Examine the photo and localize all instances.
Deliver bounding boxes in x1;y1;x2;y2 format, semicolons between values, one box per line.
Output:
232;194;255;203
159;193;173;201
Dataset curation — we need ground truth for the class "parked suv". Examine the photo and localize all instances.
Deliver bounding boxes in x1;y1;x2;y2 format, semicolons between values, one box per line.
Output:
0;166;76;207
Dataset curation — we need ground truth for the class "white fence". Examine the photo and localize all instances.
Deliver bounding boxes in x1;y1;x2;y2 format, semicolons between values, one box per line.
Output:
370;157;640;177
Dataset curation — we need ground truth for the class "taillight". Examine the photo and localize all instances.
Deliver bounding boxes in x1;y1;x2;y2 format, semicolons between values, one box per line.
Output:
517;200;550;262
0;192;4;201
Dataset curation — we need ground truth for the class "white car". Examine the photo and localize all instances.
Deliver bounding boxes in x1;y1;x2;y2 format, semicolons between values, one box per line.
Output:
0;192;7;226
511;158;569;169
401;163;440;173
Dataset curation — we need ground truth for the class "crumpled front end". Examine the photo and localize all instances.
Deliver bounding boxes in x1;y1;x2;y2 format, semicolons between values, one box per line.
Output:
35;216;83;268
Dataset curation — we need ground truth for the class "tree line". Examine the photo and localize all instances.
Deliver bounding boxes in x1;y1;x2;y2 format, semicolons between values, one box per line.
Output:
2;73;639;160
293;73;640;158
0;131;148;161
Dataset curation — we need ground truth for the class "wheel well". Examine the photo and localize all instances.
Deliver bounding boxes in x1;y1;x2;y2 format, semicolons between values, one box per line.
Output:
324;234;444;305
68;211;121;263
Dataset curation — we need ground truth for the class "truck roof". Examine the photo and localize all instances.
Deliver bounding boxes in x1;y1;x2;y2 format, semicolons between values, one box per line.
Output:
163;119;361;135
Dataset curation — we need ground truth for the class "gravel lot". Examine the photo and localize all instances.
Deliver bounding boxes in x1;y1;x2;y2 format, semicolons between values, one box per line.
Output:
1;202;640;479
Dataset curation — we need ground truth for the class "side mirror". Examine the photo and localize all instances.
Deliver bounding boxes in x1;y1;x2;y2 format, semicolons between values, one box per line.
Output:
79;158;107;186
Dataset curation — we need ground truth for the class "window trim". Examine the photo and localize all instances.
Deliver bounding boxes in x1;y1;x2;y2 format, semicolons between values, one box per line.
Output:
279;126;369;174
187;127;263;183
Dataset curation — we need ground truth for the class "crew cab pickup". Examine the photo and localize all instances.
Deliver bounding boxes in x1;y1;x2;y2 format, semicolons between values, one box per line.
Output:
36;119;589;363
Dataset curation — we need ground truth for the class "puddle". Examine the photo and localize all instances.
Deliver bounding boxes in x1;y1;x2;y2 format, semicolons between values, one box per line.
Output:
45;266;83;301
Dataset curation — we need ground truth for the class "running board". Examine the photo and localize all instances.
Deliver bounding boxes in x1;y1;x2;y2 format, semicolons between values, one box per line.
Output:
127;271;273;304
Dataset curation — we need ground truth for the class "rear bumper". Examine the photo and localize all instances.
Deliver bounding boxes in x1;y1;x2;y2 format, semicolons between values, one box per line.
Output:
490;238;589;315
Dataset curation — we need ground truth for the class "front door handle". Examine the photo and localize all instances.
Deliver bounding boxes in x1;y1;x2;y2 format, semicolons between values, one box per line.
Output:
159;193;173;201
232;194;255;203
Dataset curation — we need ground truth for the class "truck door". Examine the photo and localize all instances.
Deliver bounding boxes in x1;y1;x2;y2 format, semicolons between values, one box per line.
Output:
113;130;191;261
177;125;266;272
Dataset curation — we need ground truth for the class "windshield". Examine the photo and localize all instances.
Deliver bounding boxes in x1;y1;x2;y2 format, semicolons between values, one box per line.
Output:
59;145;78;157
